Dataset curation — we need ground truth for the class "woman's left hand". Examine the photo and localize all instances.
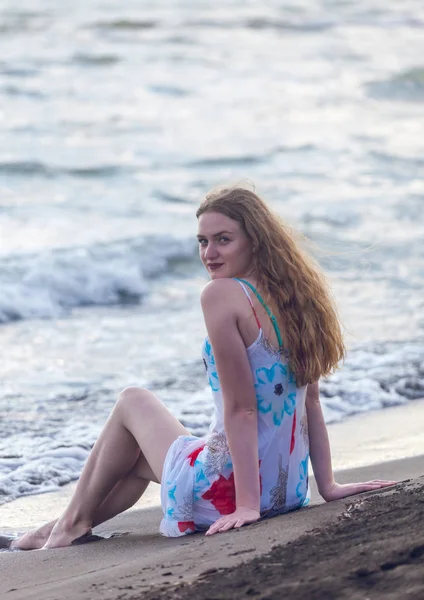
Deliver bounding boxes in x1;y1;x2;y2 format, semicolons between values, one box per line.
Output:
205;506;260;536
321;479;398;502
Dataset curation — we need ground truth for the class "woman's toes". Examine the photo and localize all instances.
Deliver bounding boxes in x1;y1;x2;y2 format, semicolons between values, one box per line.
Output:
43;523;92;549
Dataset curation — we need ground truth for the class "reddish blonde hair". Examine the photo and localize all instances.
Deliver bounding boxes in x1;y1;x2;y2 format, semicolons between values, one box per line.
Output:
196;186;345;386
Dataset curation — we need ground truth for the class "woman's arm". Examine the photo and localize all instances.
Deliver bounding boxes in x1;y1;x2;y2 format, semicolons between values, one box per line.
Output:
307;382;397;501
201;280;261;534
305;381;336;499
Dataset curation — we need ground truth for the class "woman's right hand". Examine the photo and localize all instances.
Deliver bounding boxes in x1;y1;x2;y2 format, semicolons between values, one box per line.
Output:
205;506;260;536
320;479;398;502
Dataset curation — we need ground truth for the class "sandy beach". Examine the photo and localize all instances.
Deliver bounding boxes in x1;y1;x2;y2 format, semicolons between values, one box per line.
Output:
1;1;423;597
2;397;423;530
1;400;424;599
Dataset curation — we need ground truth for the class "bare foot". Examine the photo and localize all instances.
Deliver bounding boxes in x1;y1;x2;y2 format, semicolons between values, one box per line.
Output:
11;520;56;550
43;518;92;549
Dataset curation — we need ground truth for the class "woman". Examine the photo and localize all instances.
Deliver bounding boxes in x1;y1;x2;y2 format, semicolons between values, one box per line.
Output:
12;186;395;549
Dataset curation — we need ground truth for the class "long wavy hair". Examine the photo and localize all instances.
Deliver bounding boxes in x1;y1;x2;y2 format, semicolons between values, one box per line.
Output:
196;186;345;386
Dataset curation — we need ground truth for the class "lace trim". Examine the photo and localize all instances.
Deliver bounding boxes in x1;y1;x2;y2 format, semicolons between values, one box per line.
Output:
259;335;290;361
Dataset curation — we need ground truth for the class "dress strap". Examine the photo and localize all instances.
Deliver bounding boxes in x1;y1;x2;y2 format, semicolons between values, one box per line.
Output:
235;278;284;348
233;279;261;330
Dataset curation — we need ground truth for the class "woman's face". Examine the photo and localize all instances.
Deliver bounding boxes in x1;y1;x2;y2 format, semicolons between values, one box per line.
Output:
197;211;255;280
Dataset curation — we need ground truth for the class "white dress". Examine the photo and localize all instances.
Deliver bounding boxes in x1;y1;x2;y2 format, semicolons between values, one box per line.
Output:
160;279;310;537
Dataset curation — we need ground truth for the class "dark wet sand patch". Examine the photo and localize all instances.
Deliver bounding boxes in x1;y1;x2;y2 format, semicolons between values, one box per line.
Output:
142;479;424;600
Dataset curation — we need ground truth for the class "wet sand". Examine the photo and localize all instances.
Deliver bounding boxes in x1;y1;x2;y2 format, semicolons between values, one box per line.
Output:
143;473;424;600
1;401;423;599
3;398;424;532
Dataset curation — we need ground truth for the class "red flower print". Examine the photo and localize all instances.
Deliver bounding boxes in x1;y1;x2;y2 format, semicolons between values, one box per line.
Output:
202;470;263;515
177;521;195;533
290;409;297;455
202;473;236;515
187;444;205;467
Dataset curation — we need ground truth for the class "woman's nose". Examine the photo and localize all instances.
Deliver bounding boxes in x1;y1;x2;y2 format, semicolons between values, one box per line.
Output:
204;242;218;259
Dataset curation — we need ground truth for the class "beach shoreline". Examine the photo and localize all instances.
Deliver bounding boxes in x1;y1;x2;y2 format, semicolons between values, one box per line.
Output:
2;398;424;532
1;401;423;599
142;473;424;600
0;455;423;600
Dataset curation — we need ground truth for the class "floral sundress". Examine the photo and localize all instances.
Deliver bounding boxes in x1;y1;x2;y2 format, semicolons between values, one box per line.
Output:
160;278;310;537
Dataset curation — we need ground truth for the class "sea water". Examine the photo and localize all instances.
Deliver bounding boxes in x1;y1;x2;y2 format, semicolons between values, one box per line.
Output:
0;0;423;506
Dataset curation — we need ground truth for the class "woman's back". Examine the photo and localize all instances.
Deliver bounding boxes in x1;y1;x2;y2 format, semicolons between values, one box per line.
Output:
159;278;310;537
203;278;310;515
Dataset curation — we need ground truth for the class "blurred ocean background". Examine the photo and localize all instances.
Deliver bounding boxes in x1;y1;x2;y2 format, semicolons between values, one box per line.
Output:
0;0;423;507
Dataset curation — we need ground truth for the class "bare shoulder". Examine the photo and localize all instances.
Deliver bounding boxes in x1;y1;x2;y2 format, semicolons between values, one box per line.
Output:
200;278;242;312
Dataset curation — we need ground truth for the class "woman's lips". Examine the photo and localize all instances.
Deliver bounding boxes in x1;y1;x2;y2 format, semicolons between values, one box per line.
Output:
208;263;224;271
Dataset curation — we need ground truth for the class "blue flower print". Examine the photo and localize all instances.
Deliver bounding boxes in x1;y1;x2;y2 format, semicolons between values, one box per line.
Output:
296;454;309;500
255;383;272;414
208;371;220;391
273;410;284;427
272;392;297;426
195;467;208;485
256;362;287;385
193;463;210;501
273;408;284;427
255;360;297;426
204;339;215;366
285;392;296;415
168;484;177;501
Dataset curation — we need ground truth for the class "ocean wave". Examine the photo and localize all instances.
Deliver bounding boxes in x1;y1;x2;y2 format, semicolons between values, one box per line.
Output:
71;52;121;66
0;340;423;506
369;150;424;170
319;341;424;422
149;84;189;97
245;17;335;32
0;63;38;78
185;17;335;32
367;151;424;182
2;85;45;99
0;236;196;323
187;155;265;168
366;67;424;102
187;145;313;169
0;160;128;178
0;447;90;505
91;19;158;31
303;206;360;228
154;191;192;204
0;10;51;35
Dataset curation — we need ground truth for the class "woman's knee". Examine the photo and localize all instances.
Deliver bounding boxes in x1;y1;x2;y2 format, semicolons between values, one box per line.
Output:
116;386;155;416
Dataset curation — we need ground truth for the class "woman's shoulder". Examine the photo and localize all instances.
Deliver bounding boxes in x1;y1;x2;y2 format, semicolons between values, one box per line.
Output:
200;278;244;313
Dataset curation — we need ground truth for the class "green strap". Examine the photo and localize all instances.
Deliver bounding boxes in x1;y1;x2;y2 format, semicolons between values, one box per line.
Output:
235;278;284;348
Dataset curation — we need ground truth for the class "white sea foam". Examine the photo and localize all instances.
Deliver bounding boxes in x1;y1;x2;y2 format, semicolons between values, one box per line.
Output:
1;0;424;512
1;341;423;506
0;236;196;323
0;450;89;501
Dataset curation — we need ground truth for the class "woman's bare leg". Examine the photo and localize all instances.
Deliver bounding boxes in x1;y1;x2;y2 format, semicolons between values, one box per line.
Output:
21;387;189;549
12;453;153;550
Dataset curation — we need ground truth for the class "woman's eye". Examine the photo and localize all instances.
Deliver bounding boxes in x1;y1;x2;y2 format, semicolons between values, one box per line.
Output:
198;239;207;245
219;237;229;243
